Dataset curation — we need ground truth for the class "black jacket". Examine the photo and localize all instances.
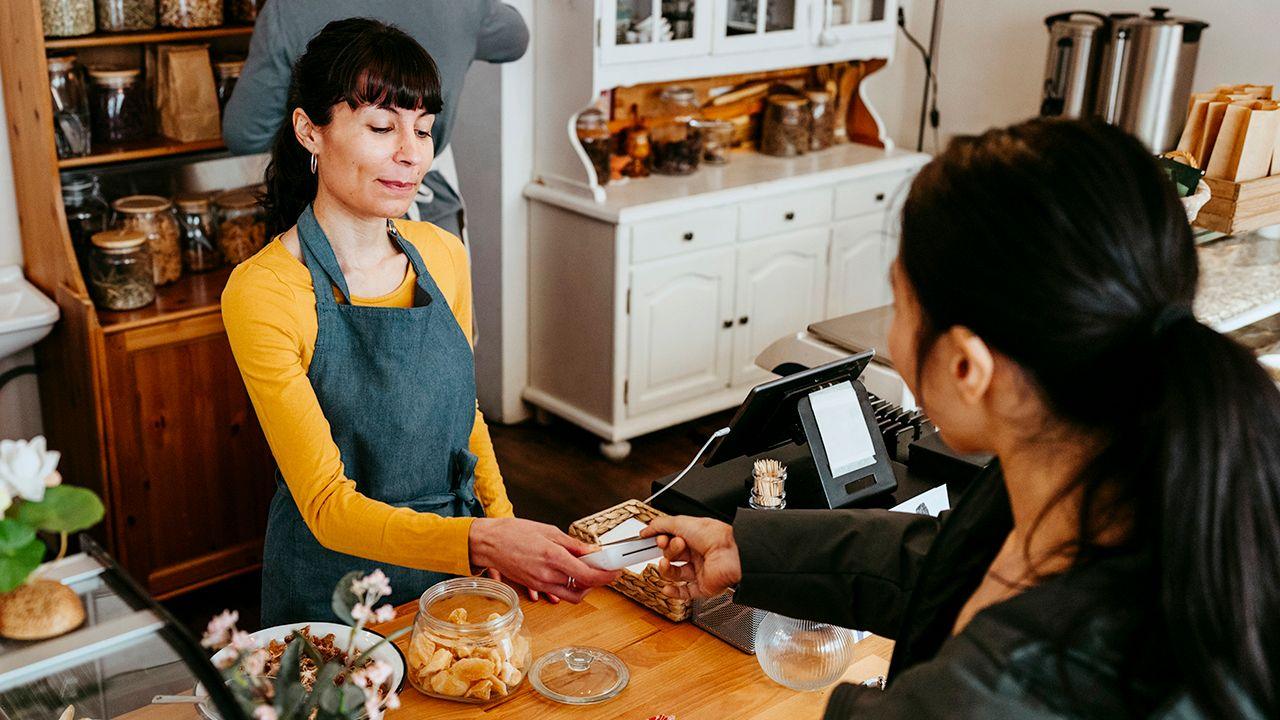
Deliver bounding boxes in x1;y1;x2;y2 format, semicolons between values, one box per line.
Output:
732;467;1226;719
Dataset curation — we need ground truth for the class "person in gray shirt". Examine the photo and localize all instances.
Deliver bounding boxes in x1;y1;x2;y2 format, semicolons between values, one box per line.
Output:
223;0;529;237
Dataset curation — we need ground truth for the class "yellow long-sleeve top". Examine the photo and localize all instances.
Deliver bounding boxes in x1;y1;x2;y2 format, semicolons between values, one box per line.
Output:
221;219;513;577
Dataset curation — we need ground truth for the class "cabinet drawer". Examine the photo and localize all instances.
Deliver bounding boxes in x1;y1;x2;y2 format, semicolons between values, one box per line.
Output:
738;188;833;240
834;171;913;219
630;207;737;264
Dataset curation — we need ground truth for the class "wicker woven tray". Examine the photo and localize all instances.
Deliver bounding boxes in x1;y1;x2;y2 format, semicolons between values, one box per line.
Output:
569;499;691;622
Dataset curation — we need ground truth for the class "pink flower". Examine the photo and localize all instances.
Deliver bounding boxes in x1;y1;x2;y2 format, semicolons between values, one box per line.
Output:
241;649;268;677
373;605;396;624
352;570;392;601
350;603;372;623
229;630;259;654
202;610;239;649
362;660;393;689
253;705;277;720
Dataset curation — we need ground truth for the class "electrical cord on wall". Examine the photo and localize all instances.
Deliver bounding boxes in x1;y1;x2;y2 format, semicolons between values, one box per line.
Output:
898;3;943;152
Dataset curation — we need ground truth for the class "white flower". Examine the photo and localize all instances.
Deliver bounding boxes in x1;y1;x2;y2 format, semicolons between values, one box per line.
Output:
229;630;258;654
373;605;396;624
253;705;277;720
350;603;372;623
201;610;239;648
241;649;268;677
352;570;392;601
0;482;10;515
361;660;393;689
0;436;61;503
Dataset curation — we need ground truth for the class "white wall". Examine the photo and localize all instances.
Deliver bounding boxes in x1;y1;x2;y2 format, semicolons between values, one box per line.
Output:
865;0;1280;153
0;76;45;441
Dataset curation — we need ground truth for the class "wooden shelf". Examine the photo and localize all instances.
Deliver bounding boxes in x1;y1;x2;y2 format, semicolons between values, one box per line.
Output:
98;263;235;332
58;137;225;170
44;25;253;51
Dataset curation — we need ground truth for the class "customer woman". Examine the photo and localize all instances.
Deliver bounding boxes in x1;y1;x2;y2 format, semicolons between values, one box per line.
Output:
222;19;615;625
644;119;1279;717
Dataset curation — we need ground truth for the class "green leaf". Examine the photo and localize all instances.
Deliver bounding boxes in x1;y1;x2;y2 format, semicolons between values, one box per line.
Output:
13;486;104;534
331;570;362;625
0;519;36;554
279;637;304;691
0;539;46;592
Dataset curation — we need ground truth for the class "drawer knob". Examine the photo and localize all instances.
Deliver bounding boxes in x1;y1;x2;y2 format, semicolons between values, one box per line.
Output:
875;192;886;201
722;320;734;329
784;211;796;221
682;232;695;241
738;315;750;325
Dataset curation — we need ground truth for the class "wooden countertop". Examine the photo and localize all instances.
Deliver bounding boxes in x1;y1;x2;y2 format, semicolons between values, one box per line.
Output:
370;587;892;719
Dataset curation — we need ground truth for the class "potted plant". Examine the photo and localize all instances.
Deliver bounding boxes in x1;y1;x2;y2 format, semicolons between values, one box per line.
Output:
0;436;105;640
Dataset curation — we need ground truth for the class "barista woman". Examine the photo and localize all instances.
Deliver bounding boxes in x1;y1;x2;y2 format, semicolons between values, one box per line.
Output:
645;119;1279;718
223;20;615;625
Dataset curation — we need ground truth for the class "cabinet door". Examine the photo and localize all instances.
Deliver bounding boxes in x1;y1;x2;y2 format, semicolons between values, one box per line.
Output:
104;314;276;598
732;227;830;387
817;0;897;46
601;0;714;64
628;248;736;416
827;214;891;318
713;0;808;54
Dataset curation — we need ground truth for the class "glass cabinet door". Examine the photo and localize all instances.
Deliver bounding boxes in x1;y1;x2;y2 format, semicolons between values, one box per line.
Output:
818;0;897;45
714;0;806;53
601;0;713;64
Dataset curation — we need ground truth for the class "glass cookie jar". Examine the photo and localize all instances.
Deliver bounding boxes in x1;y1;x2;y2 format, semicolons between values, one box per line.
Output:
407;578;532;704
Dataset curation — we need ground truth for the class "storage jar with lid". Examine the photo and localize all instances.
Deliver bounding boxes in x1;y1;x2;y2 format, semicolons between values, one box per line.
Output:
41;0;95;37
807;89;835;151
575;108;612;186
408;578;532;704
89;229;156;311
48;55;91;159
697;119;735;164
62;175;111;269
158;0;222;28
214;59;244;111
760;94;811;157
113;195;182;286
215;189;266;264
89;68;149;144
176;195;222;273
650;86;703;175
96;0;157;32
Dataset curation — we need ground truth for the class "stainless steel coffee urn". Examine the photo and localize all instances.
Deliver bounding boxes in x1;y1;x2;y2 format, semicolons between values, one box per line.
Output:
1041;7;1209;152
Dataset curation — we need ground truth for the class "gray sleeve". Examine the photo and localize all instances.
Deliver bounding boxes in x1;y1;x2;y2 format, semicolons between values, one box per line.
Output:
475;2;530;63
222;0;296;155
732;508;941;638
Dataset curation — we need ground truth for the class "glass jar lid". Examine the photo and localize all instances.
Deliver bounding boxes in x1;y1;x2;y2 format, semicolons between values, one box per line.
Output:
528;646;629;705
215;189;259;210
62;175;99;195
214;59;245;78
659;86;697;104
92;229;147;250
806;90;832;104
47;55;78;72
113;195;173;214
576;108;608;131
176;195;212;213
89;67;142;87
768;94;809;109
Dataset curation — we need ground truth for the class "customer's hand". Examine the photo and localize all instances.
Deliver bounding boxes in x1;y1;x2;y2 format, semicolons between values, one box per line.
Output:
469;518;618;603
641;516;742;600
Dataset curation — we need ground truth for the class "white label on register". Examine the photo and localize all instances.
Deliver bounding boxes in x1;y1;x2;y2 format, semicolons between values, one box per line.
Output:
890;485;950;517
597;518;661;573
809;381;876;477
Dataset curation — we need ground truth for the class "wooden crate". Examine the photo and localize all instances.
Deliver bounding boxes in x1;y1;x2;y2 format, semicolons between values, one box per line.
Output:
1195;174;1280;234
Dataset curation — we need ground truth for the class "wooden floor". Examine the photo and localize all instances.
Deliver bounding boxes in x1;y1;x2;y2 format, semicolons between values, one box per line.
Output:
163;410;733;634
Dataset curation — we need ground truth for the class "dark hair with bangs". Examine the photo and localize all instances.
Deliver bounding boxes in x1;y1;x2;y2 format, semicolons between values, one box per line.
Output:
262;18;443;235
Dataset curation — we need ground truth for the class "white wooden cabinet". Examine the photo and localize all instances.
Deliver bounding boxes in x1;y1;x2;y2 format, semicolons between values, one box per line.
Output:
628;248;737;415
525;146;928;457
732;228;829;387
713;0;808;54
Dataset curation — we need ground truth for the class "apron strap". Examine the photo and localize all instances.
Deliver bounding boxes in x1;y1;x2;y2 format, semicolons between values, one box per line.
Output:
297;204;352;306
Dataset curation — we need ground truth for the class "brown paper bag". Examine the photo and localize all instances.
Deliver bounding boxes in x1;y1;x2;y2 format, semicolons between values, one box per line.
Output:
1198;100;1234;167
1179;94;1228;163
1205;100;1280;182
156;44;220;142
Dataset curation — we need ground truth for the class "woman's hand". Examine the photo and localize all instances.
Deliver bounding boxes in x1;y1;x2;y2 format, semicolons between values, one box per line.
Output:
641;516;743;600
481;568;560;604
469;518;618;603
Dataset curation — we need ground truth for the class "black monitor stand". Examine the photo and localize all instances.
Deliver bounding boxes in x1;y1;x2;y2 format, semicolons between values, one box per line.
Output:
795;379;898;509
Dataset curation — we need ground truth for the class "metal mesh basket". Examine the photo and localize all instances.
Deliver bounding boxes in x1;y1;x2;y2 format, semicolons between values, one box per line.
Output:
691;591;768;655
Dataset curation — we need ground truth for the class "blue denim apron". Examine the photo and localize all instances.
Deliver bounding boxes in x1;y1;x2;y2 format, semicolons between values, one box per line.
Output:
261;205;483;625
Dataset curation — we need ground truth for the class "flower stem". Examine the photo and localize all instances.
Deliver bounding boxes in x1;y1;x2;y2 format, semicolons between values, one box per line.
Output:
55;532;68;562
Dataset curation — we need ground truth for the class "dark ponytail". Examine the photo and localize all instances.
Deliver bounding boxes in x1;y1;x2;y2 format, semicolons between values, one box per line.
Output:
262;18;443;237
898;118;1279;715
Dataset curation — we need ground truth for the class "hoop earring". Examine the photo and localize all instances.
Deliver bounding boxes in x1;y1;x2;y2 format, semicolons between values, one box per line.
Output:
309;153;317;174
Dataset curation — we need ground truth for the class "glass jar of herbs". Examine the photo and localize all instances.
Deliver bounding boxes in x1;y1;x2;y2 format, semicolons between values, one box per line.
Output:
575;108;613;186
96;0;157;32
650;86;703;175
113;195;183;286
41;0;95;37
215;189;267;264
62;175;111;271
89;229;156;311
158;0;222;28
89;68;149;145
48;55;92;159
